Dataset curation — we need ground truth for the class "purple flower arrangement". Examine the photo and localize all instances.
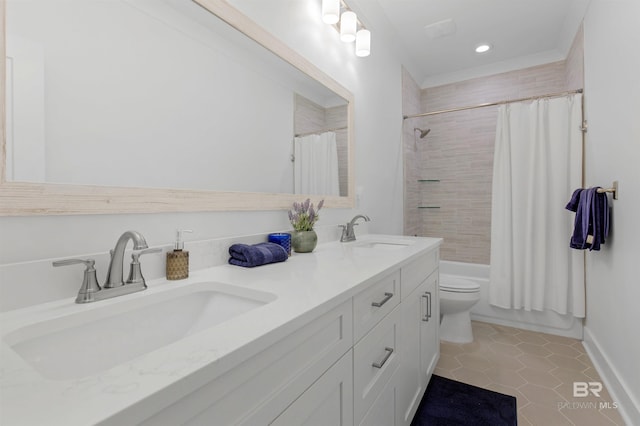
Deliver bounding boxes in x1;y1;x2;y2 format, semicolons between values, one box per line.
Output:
288;198;324;232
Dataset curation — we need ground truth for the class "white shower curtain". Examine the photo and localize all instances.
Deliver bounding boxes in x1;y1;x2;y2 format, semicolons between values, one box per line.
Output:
489;94;585;317
294;131;340;196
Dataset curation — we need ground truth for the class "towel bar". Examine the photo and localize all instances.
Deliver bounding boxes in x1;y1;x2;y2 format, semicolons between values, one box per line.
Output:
596;181;618;200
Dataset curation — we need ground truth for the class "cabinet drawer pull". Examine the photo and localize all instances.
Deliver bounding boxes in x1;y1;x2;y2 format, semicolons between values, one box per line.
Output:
372;347;394;369
371;292;394;308
421;292;431;322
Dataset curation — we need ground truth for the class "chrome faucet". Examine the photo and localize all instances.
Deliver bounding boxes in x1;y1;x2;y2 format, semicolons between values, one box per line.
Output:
340;214;371;242
104;230;149;288
53;230;158;303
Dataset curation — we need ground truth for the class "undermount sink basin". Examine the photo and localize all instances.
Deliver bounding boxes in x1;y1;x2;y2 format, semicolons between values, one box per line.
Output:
4;282;276;381
356;242;409;249
353;240;413;250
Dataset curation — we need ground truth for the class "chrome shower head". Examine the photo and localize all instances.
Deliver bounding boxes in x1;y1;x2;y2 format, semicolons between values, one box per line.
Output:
414;127;431;138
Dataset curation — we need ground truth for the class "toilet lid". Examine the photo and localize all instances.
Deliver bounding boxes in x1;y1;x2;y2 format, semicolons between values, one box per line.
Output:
439;276;480;293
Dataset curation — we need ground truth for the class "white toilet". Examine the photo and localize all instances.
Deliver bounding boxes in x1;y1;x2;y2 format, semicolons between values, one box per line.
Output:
439;275;481;343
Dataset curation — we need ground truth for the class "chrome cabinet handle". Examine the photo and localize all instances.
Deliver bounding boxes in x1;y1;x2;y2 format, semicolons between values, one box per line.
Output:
422;293;428;321
372;347;394;369
421;291;432;322
372;292;394;307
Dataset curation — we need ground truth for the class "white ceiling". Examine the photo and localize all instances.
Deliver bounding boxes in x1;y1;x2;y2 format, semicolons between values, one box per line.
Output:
350;0;591;88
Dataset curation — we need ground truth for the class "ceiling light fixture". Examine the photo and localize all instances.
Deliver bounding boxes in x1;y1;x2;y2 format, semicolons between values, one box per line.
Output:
355;29;371;57
475;43;492;53
340;11;357;43
321;0;371;58
321;0;340;24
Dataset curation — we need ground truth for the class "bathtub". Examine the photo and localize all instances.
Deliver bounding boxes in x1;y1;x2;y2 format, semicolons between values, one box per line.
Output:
440;260;583;339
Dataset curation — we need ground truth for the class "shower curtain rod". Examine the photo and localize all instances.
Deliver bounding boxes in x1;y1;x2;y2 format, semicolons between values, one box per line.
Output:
294;126;347;138
403;88;583;120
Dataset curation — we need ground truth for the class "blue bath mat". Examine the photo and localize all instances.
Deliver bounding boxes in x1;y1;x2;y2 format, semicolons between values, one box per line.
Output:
411;375;517;426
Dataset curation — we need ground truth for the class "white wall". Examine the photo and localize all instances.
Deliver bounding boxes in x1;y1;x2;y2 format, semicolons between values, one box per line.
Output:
0;1;403;262
583;0;640;422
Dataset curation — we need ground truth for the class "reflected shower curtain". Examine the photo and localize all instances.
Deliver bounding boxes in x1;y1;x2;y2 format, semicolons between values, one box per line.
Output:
489;94;585;317
294;131;340;196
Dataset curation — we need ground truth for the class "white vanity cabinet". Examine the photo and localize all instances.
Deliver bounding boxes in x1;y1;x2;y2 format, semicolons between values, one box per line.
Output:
1;236;442;425
396;250;440;426
128;246;440;426
357;248;440;426
269;267;403;426
139;300;353;426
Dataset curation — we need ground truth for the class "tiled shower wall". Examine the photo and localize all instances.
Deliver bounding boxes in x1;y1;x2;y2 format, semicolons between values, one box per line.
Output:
403;27;584;264
402;67;424;239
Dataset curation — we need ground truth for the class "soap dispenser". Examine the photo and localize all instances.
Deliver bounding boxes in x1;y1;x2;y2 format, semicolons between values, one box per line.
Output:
166;229;193;280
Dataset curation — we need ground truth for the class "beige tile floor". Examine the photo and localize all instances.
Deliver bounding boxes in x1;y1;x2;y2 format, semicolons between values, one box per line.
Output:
434;321;625;425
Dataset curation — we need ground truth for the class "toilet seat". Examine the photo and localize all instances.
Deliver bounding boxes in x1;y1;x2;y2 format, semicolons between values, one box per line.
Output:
440;276;480;293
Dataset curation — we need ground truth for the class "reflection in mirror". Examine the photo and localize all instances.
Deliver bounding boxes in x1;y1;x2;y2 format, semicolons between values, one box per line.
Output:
4;0;349;196
293;94;348;196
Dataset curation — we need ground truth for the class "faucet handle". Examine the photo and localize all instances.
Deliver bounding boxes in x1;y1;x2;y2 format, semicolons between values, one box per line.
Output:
53;258;95;268
132;247;162;260
52;258;101;303
126;248;161;286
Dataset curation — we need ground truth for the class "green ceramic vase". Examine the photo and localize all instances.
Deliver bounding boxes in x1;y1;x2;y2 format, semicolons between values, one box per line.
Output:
291;230;318;253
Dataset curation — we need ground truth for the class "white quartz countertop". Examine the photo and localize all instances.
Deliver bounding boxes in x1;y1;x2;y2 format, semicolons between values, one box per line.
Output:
0;234;441;425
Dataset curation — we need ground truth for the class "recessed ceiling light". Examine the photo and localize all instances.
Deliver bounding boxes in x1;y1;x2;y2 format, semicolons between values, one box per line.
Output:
475;44;492;53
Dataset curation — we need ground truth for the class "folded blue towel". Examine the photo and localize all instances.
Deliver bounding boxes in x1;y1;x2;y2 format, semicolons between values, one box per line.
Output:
228;242;288;268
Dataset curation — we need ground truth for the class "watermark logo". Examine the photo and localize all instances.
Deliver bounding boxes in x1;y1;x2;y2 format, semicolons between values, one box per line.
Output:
573;381;602;397
560;382;619;410
558;401;619;410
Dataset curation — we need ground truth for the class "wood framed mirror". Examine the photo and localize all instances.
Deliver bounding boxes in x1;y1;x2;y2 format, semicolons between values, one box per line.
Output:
0;0;355;215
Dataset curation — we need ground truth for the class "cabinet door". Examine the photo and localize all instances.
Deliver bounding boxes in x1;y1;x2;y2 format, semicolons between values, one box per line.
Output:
141;301;352;426
359;369;398;426
270;351;353;426
420;271;439;381
396;270;439;426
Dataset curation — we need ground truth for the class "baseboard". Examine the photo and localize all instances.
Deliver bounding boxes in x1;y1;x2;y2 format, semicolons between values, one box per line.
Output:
583;327;640;425
470;313;583;339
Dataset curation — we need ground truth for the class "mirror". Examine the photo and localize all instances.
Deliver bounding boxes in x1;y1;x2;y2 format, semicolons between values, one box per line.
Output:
0;0;354;215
